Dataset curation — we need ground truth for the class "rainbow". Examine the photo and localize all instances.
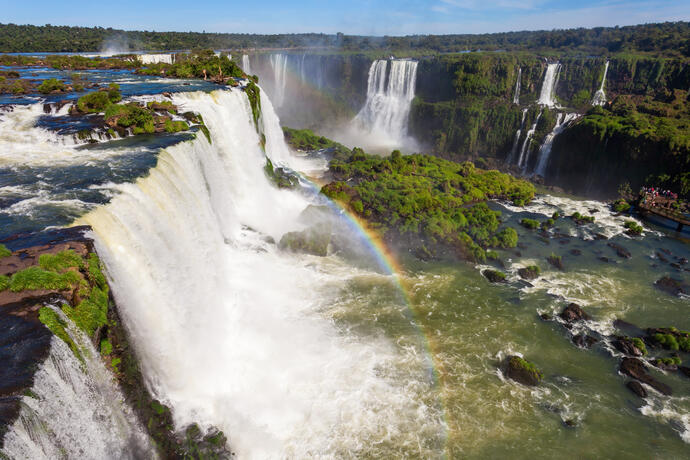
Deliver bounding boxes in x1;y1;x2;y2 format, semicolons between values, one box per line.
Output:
297;173;452;457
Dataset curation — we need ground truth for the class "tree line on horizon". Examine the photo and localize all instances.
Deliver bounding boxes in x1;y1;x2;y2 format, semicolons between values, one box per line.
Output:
0;21;688;57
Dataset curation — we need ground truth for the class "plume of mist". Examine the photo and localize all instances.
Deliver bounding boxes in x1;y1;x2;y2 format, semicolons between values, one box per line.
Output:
100;34;131;56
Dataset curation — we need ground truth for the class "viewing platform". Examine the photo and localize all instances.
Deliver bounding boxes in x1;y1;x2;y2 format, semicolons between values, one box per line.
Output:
638;194;689;232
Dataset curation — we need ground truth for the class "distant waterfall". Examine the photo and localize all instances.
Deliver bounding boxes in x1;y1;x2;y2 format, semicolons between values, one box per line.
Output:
270;54;288;107
352;59;418;149
1;308;155;459
513;68;521;104
592;61;609;106
534;112;578;176
241;54;251;75
139;53;175;65
538;63;561;107
517;109;542;169
507;108;528;164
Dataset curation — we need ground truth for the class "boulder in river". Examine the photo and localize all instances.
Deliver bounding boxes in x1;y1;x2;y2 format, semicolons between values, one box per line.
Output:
518;265;540;280
559;303;591;323
482;269;507;283
572;334;598;349
504;355;543;386
626;381;648;398
279;224;331;257
607;242;631;259
619;358;672;396
613;337;647;357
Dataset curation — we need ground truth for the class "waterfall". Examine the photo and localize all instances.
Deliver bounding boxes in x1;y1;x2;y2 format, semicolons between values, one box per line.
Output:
513;68;521;104
592;61;609;106
139;54;175;65
534;112;578;176
517;109;542;169
269;54;288;107
507;108;528;164
352;59;418;150
77;88;437;458
538;63;561;107
1;307;155;459
241;54;251;75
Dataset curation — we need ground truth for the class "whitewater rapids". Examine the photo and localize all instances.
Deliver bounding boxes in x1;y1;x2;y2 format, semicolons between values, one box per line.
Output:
78;88;442;458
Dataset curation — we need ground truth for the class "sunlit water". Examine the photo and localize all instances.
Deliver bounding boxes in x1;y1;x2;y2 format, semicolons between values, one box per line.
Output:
0;71;688;458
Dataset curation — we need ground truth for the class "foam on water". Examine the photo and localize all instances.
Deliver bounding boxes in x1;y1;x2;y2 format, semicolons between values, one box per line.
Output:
1;308;155;459
79;88;442;458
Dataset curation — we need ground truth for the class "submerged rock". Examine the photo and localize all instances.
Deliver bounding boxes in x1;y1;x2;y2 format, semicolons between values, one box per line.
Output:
619;358;672;396
654;276;686;296
607;242;631;259
504;355;543;386
279;224;331;257
572;334;598;349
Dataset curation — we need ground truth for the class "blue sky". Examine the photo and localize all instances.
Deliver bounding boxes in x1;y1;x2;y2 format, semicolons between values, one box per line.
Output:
3;0;688;35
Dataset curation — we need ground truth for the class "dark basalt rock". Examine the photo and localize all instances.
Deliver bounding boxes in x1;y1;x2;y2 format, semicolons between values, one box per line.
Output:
599;256;610;263
613;319;643;337
593;233;608;240
656;252;669;263
619;358;672;396
482;269;507;283
607;242;631;259
626;380;648;398
679;366;690;379
560;303;591;323
570;249;582;256
517;266;539;280
651;360;678;372
503;355;543;386
613;337;645;357
540;313;553;321
654;276;686;296
572;334;598;349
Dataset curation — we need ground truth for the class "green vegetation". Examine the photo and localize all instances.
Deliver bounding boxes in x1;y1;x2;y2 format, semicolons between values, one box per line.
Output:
136;50;245;82
39;249;83;272
541;218;555;229
482;269;506;283
264;158;299;189
571;212;596;224
6;266;80;292
613;199;631;213
631;337;648;356
520;218;539;230
509;356;544;382
77;84;121;113
0;243;11;258
38;307;82;361
106;103;155;134
552;211;561;219
100;338;113;356
657;356;681;366
283;127;351;158
322;149;533;262
245;81;261;130
0;275;9;291
37;78;67;94
624;220;643;236
547;252;563;270
164;119;190;133
1;22;687;57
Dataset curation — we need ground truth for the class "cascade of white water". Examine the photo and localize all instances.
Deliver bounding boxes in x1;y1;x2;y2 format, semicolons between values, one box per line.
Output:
241;54;252;75
517;109;542;169
534;112;579;176
269;54;288;107
513;68;521;104
592;61;610;106
352;59;418;150
139;54;175;65
1;307;155;459
538;63;561;107
507;108;528;164
77;88;439;458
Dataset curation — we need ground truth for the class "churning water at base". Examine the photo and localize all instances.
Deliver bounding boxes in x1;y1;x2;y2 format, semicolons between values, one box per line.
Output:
78;89;443;458
1;308;155;459
348;59;419;152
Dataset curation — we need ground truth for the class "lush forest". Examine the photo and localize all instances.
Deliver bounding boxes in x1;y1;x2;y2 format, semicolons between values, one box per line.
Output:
0;21;688;57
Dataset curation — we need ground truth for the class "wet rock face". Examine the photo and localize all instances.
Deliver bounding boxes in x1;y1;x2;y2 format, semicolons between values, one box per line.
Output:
559;303;591;323
482;269;507;283
607;242;631;259
626;380;648;398
518;266;540;280
613;337;645;357
504;355;543;386
654;276;686;296
572;334;598;349
619;358;672;396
